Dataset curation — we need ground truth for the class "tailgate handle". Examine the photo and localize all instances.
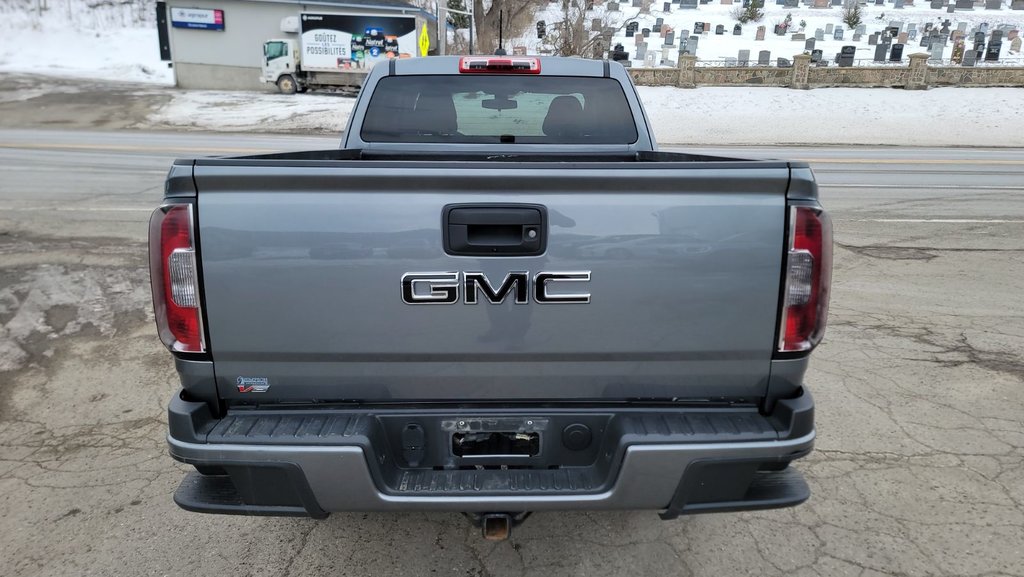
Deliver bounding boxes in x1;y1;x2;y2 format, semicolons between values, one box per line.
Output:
444;204;547;256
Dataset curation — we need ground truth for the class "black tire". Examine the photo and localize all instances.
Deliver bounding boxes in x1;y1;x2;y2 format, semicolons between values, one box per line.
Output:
277;74;297;95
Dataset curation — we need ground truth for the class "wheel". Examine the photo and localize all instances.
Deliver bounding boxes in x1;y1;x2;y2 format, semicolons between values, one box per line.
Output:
276;74;297;95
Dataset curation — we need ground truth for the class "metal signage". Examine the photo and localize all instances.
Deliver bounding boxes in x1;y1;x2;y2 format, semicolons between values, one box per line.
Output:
170;7;225;31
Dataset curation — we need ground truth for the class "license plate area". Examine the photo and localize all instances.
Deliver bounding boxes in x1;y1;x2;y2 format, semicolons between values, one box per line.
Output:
452;431;540;457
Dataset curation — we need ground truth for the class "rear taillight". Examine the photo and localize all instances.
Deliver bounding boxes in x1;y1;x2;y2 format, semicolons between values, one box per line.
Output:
149;203;205;353
778;206;832;353
458;56;541;74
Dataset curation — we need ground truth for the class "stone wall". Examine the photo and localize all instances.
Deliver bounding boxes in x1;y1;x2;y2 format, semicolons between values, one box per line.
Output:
628;54;1024;89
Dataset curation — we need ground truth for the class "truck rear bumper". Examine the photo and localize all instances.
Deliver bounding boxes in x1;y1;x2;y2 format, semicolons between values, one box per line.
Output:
167;390;815;518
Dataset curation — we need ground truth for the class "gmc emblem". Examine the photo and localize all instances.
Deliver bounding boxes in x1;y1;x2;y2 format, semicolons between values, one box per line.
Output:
401;271;591;305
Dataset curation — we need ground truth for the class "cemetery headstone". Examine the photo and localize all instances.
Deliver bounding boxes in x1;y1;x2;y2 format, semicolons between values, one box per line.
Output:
811;49;823;62
664;1;672;11
957;22;968;33
962;47;978;64
806;38;816;50
632;0;641;6
725;57;738;65
874;43;889;60
853;33;862;42
889;43;905;60
793;33;806;40
929;43;943;60
686;35;699;53
636;44;648;60
992;29;1004;41
610;44;629;61
825;24;834;34
955;0;973;7
756;25;766;40
948;5;956;12
816;29;825;41
869;33;879;45
716;24;725;35
1011;36;1023;52
626;21;639;36
898;32;909;43
839;45;857;66
952;38;966;62
694;22;705;34
834;27;844;40
985;40;1002;59
665;30;676;44
930;0;943;7
778;57;793;66
985;0;1001;7
758;50;771;65
895;0;904;8
642;28;651;37
1010;29;1021;40
738;49;751;65
1014;0;1024;8
786;0;799;6
681;0;698;7
734;24;743;35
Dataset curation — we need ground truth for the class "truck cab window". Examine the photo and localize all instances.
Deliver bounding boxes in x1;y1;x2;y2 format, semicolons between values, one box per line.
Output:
264;42;287;60
360;76;638;144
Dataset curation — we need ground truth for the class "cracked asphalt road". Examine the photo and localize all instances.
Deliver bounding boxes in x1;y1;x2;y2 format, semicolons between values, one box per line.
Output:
1;130;1022;577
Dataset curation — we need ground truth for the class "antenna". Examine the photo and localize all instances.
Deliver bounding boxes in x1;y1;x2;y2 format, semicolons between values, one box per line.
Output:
495;10;507;55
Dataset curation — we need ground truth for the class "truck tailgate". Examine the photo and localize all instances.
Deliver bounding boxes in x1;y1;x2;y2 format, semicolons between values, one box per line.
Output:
193;161;789;402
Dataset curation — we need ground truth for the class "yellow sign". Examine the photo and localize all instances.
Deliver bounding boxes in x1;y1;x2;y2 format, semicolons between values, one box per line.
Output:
419;23;430;57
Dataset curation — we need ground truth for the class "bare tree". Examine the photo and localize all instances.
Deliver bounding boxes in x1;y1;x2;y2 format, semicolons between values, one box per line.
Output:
543;2;642;58
472;0;539;54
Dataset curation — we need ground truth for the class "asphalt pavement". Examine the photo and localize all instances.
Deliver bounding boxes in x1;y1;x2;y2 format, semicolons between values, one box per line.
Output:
1;129;1022;577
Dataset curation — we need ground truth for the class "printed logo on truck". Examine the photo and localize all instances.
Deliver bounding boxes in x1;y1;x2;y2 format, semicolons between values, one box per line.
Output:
300;12;417;71
401;271;592;305
236;376;270;393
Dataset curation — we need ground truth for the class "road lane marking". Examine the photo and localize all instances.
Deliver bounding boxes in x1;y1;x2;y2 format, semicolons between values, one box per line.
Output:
797;158;1024;165
0;142;272;154
2;142;1022;165
836;219;1024;223
0;206;153;212
820;184;1024;190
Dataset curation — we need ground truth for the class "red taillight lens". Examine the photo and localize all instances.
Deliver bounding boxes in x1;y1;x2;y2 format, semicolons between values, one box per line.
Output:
459;56;541;74
149;204;205;353
778;206;832;352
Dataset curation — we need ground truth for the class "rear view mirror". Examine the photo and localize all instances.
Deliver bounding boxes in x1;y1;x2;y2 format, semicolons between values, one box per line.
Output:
482;97;517;111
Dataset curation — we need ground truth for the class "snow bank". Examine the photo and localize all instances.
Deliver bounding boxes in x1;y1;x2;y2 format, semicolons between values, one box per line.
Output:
0;0;171;84
146;83;1024;146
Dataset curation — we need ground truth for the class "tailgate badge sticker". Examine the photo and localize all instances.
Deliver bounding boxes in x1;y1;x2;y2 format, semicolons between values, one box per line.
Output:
236;376;270;393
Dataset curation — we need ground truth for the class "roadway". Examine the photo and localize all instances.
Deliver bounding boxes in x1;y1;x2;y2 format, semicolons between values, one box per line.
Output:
1;129;1022;577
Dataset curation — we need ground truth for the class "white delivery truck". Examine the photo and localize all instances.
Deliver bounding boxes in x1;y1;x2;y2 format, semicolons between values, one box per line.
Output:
262;12;420;94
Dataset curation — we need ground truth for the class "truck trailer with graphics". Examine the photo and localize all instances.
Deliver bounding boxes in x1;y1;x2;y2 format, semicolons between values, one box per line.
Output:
262;12;420;93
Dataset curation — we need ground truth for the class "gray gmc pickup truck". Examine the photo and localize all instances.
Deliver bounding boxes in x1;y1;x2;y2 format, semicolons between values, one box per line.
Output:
151;56;832;539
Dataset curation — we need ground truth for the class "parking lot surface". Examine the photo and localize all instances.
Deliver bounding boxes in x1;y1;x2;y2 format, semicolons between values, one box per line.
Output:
1;130;1022;576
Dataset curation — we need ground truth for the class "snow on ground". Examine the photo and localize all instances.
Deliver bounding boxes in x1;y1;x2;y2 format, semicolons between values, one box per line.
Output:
0;0;171;84
145;83;1024;146
636;85;1024;145
148;90;356;132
